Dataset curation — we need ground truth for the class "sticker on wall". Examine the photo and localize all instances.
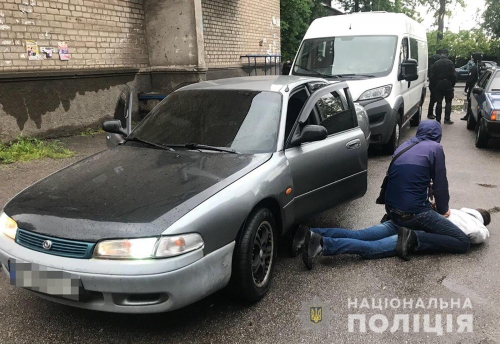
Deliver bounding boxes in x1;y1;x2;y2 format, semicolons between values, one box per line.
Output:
58;41;70;60
26;40;39;60
40;47;54;58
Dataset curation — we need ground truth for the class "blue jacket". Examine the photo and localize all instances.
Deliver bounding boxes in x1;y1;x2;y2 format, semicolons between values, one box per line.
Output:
385;121;449;215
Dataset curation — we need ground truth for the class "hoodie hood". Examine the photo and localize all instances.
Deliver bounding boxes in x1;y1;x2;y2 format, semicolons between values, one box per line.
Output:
415;120;442;143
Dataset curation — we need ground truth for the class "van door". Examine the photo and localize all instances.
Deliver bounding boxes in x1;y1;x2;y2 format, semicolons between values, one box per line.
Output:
398;37;411;121
407;37;426;119
285;83;368;221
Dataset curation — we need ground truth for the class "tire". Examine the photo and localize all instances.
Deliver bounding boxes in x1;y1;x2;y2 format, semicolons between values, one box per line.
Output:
382;115;401;155
230;207;277;302
466;111;476;130
410;103;422;127
475;118;489;148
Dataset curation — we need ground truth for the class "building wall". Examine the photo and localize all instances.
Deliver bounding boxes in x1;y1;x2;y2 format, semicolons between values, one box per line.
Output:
201;0;280;67
0;0;149;72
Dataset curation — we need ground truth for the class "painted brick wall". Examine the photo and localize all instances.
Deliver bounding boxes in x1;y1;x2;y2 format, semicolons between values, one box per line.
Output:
201;0;280;67
0;0;149;72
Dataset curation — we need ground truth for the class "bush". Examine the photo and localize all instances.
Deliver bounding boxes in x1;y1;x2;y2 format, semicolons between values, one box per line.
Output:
0;136;74;164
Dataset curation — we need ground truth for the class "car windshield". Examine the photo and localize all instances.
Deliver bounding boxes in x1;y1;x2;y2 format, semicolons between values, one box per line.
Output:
488;72;500;91
130;89;282;154
292;35;398;78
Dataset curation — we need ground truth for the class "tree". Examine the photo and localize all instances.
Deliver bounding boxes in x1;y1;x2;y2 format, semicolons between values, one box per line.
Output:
280;0;327;61
482;0;500;63
334;0;421;20
419;0;465;43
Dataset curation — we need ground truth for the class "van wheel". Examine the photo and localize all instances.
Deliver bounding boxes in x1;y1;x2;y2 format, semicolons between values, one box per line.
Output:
382;116;401;155
230;207;277;302
410;104;422;127
466;111;476;130
475;118;489;148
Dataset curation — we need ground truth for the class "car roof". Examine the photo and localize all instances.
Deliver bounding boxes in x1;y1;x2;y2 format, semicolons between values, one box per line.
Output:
176;75;336;93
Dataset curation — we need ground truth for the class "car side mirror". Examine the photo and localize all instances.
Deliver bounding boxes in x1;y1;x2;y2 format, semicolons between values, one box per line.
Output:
103;120;127;136
291;124;327;146
399;59;418;82
282;61;292;75
472;87;484;95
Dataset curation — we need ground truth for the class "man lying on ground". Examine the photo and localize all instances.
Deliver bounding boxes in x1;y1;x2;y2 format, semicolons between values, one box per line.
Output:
293;208;491;270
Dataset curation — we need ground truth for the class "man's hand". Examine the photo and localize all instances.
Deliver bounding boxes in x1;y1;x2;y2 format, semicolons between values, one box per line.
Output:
444;210;451;218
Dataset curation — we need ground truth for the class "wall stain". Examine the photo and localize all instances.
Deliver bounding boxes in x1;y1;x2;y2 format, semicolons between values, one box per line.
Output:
0;73;136;130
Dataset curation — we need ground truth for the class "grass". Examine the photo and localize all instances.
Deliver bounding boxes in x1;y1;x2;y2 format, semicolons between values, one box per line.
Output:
79;127;105;137
0;136;74;164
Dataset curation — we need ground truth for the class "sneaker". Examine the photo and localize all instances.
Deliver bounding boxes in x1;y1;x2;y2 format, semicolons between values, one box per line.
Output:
396;227;418;261
302;231;323;270
291;224;309;257
444;119;454;125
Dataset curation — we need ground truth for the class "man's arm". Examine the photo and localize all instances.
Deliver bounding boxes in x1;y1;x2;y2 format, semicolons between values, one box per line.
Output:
431;145;450;215
448;63;457;86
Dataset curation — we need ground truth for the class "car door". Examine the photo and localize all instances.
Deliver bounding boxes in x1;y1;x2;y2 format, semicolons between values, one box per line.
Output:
471;71;492;122
284;83;368;221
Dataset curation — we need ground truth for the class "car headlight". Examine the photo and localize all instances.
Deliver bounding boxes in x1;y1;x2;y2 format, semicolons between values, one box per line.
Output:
93;234;204;259
358;85;392;101
0;211;18;240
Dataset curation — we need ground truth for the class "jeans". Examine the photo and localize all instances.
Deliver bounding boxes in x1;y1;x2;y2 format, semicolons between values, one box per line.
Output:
311;222;399;259
435;87;454;122
390;209;470;254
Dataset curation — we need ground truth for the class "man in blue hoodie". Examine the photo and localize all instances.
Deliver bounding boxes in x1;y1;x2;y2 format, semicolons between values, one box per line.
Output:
297;121;471;268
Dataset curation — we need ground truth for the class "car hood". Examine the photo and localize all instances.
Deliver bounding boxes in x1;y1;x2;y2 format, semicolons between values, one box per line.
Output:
4;144;271;242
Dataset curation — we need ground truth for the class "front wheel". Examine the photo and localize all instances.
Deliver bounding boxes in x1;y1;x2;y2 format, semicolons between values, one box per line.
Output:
230;207;277;302
382;116;401;155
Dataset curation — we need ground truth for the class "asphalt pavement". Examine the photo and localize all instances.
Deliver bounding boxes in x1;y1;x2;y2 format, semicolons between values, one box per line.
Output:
0;84;499;344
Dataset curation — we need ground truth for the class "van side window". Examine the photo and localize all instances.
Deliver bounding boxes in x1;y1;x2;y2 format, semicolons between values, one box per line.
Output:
399;37;409;76
410;38;418;62
315;91;355;135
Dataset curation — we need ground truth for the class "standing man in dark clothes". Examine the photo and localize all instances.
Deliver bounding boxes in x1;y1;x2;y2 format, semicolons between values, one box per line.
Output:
430;49;457;124
461;61;483;121
427;54;442;120
384;120;470;259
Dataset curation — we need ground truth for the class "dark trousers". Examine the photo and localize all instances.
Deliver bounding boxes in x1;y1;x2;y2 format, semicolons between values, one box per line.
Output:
435;88;454;122
389;209;470;254
466;88;472;118
427;90;436;118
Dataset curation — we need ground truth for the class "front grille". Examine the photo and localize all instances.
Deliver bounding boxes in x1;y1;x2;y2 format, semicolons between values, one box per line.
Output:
15;229;95;259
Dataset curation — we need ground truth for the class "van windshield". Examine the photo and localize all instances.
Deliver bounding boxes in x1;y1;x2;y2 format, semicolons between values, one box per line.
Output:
292;36;398;78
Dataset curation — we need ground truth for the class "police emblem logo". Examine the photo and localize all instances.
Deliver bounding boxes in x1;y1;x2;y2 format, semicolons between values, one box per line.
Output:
310;307;322;324
298;296;333;333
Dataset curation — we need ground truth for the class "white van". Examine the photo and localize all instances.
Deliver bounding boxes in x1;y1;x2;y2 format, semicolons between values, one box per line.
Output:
289;12;428;154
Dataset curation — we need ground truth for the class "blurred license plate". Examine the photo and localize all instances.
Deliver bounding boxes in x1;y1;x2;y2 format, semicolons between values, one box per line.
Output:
9;260;82;301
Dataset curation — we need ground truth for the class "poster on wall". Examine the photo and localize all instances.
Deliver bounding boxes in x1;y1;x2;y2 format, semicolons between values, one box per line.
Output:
40;47;54;58
58;41;70;60
26;40;39;60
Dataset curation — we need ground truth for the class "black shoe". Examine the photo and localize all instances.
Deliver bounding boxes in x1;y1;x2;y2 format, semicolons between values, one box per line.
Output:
292;224;309;257
444;119;454;125
302;231;323;270
427;115;436;119
460;116;468;121
396;227;417;261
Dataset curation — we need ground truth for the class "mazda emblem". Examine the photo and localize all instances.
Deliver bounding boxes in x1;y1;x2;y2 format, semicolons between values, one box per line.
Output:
42;240;52;250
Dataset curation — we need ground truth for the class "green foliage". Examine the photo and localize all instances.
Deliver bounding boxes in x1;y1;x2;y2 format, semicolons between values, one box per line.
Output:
482;0;500;38
79;127;105;137
0;136;74;164
427;29;500;59
335;0;422;21
280;0;327;61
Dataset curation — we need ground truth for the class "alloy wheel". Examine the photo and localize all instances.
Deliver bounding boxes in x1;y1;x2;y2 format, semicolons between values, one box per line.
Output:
252;221;274;288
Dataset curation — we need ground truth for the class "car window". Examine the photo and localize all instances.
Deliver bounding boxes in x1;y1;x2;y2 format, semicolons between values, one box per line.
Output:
314;91;355;135
409;38;418;62
131;89;282;154
285;88;308;141
488;72;500;91
398;37;409;76
479;72;492;88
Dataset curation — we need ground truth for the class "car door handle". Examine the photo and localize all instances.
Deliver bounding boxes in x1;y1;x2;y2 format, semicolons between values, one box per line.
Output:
346;139;361;149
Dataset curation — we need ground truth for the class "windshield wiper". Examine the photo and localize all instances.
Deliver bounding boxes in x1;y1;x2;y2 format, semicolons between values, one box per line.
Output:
173;143;239;154
296;66;338;79
335;74;376;78
125;137;176;152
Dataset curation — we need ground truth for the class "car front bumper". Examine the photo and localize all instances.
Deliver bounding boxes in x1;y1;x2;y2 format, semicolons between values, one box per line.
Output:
0;234;234;313
358;98;396;145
